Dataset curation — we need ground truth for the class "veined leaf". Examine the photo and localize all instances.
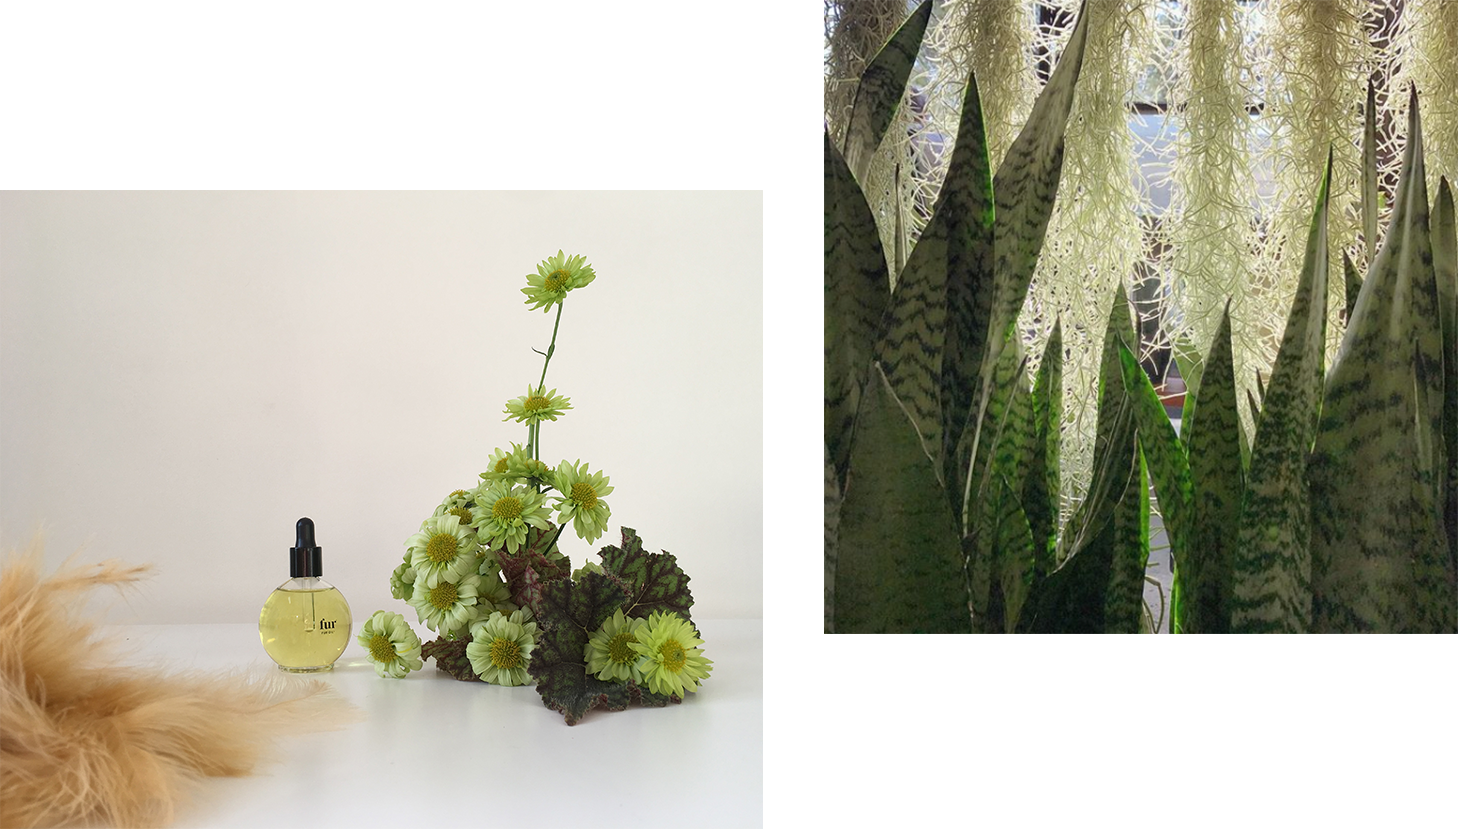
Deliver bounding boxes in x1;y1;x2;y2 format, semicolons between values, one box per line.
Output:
1231;150;1332;633
835;364;968;633
841;0;932;184
938;68;998;504
963;340;1032;529
1181;307;1243;633
1311;95;1456;632
1362;78;1379;264
825;442;841;633
825;132;890;488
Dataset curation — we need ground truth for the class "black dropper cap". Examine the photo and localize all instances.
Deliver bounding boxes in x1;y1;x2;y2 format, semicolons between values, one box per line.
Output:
290;517;323;578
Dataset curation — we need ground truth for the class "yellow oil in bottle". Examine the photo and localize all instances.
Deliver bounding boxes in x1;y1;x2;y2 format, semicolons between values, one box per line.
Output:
259;580;352;672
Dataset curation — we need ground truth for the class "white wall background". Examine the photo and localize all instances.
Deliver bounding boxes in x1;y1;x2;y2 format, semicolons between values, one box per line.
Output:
0;190;762;623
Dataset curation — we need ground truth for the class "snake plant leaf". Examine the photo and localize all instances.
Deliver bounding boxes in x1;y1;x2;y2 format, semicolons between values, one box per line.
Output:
960;0;1090;505
1230;150;1332;633
1023;443;1143;633
1362;78;1379;264
968;355;1034;631
1170;332;1205;433
937;68;998;502
1342;250;1362;325
835;364;968;633
1025;320;1063;581
1311;94;1457;632
841;0;932;184
1059;284;1137;562
962;341;1032;529
1104;446;1151;633
996;475;1036;633
1435;177;1458;588
1180;306;1243;633
825;132;891;488
825;442;841;633
1117;340;1190;568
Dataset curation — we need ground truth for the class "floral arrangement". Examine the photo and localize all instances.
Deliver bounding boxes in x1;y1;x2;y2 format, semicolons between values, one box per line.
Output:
357;252;712;723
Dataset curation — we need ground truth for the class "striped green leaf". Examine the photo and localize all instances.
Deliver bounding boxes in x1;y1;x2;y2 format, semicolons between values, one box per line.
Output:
825;441;841;633
938;69;998;504
834;364;968;633
1059;285;1137;562
1342;250;1362;326
967;351;1034;632
1436;177;1458;594
961;0;1090;507
1117;339;1190;571
1310;96;1457;632
1231;151;1332;633
996;475;1036;633
1181;307;1243;633
841;0;932;184
1023;441;1144;633
1104;446;1151;634
825;132;891;488
1171;332;1205;435
1024;321;1063;583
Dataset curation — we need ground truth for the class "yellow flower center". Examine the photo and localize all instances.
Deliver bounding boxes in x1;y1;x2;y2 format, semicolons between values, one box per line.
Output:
571;481;598;510
524;395;552;412
607;631;636;665
657;639;686;673
489;637;522;669
493;496;523;521
428;582;459;610
544;269;569;292
449;507;472;525
368;634;397;663
494;457;509;473
450;490;467;499
426;532;458;563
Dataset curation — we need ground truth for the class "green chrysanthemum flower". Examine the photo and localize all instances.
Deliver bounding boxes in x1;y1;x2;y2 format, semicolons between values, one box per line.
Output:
572;560;603;582
508;453;557;490
408;571;483;634
552;460;613;544
476;569;515;614
478;445;523;484
585;608;646;684
502;385;572;425
470;481;553;553
465;610;538;686
405;514;479;589
432;489;472;514
630;611;712;697
388;561;417;601
521;250;596;312
357;610;424;679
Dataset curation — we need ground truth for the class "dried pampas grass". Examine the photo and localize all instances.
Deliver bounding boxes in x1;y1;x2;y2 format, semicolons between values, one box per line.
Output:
0;539;359;828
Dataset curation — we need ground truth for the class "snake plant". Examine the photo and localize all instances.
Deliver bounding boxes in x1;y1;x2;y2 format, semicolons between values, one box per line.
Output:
824;1;1458;633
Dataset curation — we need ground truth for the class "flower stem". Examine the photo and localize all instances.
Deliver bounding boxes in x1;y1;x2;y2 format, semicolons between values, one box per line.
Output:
537;302;564;390
533;301;565;472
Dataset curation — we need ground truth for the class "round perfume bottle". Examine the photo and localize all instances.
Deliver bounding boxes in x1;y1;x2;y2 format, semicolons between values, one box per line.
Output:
259;518;352;672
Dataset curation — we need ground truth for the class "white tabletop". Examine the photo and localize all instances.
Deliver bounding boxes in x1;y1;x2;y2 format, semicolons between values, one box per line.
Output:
107;619;762;828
